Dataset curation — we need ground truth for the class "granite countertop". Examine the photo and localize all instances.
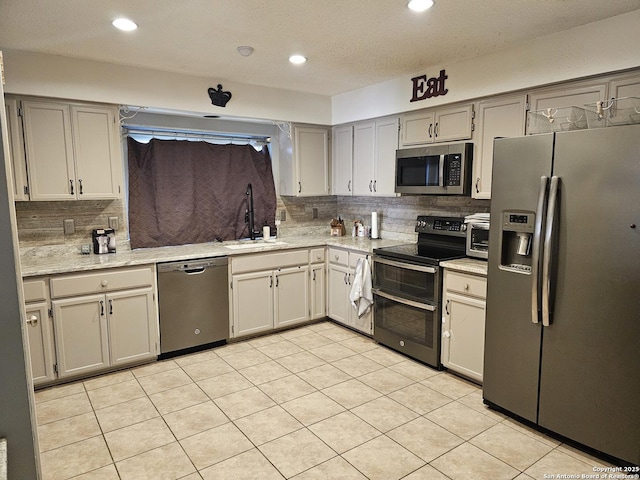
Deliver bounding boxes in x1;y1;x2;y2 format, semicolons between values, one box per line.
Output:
20;235;407;277
440;257;488;276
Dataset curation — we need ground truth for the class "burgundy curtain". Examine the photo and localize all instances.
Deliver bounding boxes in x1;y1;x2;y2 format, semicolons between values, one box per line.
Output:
127;138;276;249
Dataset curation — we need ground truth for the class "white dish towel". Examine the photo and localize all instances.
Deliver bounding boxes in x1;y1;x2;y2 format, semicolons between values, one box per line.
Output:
349;257;373;317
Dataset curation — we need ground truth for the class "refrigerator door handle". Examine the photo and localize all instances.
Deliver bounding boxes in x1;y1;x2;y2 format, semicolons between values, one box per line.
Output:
542;175;559;327
531;175;548;324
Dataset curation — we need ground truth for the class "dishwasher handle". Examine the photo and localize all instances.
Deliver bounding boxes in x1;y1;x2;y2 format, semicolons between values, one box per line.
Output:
183;267;206;275
157;257;228;273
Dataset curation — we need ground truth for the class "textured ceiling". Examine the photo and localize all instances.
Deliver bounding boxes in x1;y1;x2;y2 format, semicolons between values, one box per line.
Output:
1;0;639;96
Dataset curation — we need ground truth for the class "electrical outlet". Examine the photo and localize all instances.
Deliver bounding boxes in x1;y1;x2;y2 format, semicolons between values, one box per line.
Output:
108;216;119;230
63;219;75;235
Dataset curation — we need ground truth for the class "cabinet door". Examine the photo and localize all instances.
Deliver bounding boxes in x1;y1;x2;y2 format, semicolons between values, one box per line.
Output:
310;263;326;320
293;125;329;196
442;291;486;383
401;110;435;146
232;271;274;337
528;82;607;135
22;101;76;200
352;121;375;195
374;117;399;196
4;98;29;200
434;104;473;142
52;295;110;378
25;302;56;385
348;252;373;335
327;264;350;326
71;105;121;199
107;288;157;367
473;95;527;199
332;125;353;195
609;73;640;98
274;266;309;328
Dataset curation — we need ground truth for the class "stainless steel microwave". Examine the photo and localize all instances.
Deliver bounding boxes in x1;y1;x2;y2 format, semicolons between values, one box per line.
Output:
395;142;473;195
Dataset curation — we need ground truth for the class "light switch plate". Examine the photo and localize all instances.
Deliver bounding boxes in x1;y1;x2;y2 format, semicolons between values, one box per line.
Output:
63;219;75;235
108;216;119;230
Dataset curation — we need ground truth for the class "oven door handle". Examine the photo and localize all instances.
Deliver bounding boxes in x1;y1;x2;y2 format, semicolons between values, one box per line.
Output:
373;257;437;274
372;288;437;311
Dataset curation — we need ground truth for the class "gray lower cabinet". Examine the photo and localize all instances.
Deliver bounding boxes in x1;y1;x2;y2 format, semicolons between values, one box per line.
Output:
327;248;372;335
230;249;312;338
25;265;158;384
23;279;56;386
441;269;487;383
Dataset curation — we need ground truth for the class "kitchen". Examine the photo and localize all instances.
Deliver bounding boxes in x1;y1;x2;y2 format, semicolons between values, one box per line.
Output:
1;2;640;479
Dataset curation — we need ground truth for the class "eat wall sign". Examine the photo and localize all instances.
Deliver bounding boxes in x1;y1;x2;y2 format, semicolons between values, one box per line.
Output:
410;69;448;102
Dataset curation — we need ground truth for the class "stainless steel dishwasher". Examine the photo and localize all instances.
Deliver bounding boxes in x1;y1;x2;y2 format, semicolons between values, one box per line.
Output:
157;257;229;357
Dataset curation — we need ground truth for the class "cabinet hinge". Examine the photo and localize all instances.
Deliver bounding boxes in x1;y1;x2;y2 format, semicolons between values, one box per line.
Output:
231;325;234;335
48;308;53;318
230;281;233;290
53;364;58;374
17;106;23;117
23;185;29;196
525;102;531;111
471;122;475;132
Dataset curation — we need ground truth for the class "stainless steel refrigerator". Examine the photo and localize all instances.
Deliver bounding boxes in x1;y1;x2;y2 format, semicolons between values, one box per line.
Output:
483;124;640;465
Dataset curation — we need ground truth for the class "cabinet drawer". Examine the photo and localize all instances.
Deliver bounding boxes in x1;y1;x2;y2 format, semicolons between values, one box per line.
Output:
349;251;369;269
445;271;487;299
328;248;349;266
23;278;48;303
231;249;309;274
309;248;325;264
50;266;154;298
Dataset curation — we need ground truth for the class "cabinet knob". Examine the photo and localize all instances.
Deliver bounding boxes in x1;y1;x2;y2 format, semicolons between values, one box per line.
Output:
101;280;108;287
443;330;451;338
27;314;39;326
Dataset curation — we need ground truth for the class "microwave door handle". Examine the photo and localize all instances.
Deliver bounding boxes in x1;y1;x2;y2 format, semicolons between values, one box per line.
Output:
373;257;437;274
531;175;548;324
438;154;446;187
372;289;437;311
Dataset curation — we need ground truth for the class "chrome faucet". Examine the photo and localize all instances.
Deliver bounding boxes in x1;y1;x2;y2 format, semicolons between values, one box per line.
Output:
245;183;260;240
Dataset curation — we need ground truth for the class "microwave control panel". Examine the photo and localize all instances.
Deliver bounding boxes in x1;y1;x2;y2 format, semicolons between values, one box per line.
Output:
446;154;462;186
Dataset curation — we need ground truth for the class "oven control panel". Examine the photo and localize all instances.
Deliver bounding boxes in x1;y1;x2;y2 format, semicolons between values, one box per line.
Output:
415;216;466;237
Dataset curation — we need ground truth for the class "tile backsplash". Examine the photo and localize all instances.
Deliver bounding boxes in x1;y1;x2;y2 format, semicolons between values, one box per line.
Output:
16;195;490;251
15;199;128;252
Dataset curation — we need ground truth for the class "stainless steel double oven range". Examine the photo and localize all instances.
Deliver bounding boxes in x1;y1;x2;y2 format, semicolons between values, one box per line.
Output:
372;216;467;368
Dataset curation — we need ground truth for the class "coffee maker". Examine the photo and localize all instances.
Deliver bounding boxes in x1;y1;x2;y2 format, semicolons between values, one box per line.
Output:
92;228;116;254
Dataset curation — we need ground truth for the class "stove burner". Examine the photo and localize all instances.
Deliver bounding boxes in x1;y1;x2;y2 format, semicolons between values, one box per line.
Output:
374;215;467;265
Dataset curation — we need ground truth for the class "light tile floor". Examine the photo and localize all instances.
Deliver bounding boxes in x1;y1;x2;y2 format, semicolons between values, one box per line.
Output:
35;321;614;480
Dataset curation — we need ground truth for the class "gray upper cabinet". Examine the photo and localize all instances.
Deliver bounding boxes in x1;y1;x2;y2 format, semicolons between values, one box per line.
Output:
473;95;527;199
21;99;123;201
4;98;29;200
332;124;354;195
279;124;330;196
336;116;398;197
608;72;640;99
400;104;473;147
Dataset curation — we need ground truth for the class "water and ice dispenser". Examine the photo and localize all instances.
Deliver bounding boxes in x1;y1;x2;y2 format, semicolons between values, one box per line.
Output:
500;212;534;273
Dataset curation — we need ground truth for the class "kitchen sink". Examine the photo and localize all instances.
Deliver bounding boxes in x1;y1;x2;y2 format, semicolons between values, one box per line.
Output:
223;241;288;250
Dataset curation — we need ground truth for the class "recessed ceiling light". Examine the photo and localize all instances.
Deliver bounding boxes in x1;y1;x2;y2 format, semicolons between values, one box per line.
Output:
112;18;138;31
237;46;255;57
289;54;307;65
407;0;434;12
